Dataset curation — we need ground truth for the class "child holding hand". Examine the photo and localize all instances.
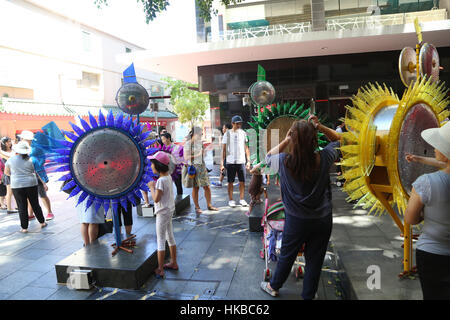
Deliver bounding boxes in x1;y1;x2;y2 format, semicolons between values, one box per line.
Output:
148;151;178;279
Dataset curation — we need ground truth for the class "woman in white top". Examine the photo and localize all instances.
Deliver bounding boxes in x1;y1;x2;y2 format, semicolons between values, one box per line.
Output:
4;141;47;233
405;121;450;300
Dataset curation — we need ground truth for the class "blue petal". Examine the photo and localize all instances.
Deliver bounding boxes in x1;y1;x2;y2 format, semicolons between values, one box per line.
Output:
122;116;132;132
57;173;72;182
62;180;77;191
119;196;128;210
133;188;144;200
76;191;89;207
62;130;79;142
88;112;98;128
126;193;137;206
53;165;71;173
98;110;106;127
111;198;120;215
84;195;95;211
139;181;150;192
79;116;91;132
139;131;151;141
114;113;124;128
67;186;82;199
94;197;103;213
106;110;115;127
103;199;111;214
69;122;84;136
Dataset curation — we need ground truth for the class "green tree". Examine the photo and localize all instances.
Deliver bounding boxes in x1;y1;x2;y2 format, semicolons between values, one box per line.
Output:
163;78;209;126
94;0;243;23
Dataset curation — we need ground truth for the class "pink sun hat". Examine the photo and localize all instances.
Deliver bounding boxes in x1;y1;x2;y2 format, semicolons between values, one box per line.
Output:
148;151;170;166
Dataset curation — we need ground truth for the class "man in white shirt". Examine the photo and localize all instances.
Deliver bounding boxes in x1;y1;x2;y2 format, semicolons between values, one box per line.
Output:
221;115;251;207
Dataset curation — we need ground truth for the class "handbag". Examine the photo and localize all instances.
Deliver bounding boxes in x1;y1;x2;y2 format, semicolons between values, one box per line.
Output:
97;220;113;239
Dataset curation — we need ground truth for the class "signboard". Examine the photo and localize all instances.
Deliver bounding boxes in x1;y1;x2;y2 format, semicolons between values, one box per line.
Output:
145;121;167;127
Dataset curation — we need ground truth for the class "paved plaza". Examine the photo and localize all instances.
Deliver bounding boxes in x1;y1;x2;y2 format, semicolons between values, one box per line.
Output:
0;156;422;300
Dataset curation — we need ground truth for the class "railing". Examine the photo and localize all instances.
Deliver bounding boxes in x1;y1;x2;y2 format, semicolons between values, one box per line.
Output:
207;22;312;41
327;7;447;30
206;8;447;41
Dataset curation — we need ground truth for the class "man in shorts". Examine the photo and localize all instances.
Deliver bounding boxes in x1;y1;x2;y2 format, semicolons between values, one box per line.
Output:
221;115;251;207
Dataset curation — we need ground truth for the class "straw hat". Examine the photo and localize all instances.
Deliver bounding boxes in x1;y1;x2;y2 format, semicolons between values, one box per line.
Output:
12;141;32;155
421;122;450;159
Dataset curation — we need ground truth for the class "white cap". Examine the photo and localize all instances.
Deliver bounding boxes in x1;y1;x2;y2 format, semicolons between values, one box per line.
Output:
18;130;34;141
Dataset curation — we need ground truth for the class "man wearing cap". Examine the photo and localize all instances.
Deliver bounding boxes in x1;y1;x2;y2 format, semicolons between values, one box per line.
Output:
221;115;251;208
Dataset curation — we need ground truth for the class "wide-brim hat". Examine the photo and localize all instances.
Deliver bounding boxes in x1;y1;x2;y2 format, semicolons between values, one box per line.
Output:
12;141;32;155
421;121;450;159
18;130;34;141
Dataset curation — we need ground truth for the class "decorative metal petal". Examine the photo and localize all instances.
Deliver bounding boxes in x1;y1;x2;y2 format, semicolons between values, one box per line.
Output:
114;113;124;129
103;199;111;214
122;116;132;132
119;196;128;210
62;180;77;191
62;130;79;142
94;196;103;213
88;112;98;128
133;188;144;200
85;195;95;211
67;186;82;199
127;193;137;206
57;172;72;182
111;198;120;215
76;191;89;207
106;110;115;127
98;110;106;127
69;122;85;136
79;116;91;132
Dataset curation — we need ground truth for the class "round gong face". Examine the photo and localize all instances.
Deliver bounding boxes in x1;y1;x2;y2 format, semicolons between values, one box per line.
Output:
264;116;297;154
115;82;150;115
397;103;439;195
71;128;142;197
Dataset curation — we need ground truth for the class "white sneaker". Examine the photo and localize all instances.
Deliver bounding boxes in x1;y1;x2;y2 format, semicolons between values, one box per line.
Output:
228;200;237;207
239;199;248;207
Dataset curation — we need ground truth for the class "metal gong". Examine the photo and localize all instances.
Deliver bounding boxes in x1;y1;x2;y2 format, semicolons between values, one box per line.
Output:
115;82;150;115
250;81;275;106
71;128;142;197
419;43;440;83
398;47;417;87
397;103;439;195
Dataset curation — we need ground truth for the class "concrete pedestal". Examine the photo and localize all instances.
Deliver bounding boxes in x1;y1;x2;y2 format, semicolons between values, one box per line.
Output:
55;228;169;290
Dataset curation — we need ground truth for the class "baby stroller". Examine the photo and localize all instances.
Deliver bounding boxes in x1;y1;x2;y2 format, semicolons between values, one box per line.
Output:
260;198;305;281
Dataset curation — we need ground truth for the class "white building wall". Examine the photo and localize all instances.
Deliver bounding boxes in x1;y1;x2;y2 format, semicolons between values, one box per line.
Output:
0;0;169;108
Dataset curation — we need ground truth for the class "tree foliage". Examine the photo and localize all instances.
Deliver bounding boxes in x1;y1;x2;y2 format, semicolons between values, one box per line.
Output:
94;0;243;23
162;78;209;125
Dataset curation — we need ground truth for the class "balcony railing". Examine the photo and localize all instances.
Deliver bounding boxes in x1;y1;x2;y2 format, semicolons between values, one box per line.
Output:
206;8;447;41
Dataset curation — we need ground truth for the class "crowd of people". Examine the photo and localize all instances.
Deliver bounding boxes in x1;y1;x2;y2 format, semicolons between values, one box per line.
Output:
1;115;448;300
0;131;54;234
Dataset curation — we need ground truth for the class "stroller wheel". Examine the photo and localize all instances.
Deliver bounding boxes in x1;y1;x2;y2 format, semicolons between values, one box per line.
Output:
264;269;272;281
295;266;304;279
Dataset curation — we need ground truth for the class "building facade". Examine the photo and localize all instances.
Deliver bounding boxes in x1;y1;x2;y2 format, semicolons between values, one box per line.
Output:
0;0;175;138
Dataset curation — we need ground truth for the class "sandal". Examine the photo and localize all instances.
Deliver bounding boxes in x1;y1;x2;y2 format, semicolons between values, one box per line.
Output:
142;203;152;208
154;269;165;279
41;222;48;228
260;281;278;297
207;206;219;211
163;263;179;271
195;207;203;214
20;229;28;234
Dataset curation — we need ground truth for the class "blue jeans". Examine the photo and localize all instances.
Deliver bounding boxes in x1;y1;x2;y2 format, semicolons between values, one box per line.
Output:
270;213;332;300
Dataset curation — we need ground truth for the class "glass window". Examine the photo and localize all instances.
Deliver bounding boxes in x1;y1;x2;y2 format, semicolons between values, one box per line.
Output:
82;31;91;52
77;72;100;89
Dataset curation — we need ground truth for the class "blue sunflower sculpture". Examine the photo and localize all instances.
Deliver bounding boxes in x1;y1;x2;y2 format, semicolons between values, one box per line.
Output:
36;109;160;255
